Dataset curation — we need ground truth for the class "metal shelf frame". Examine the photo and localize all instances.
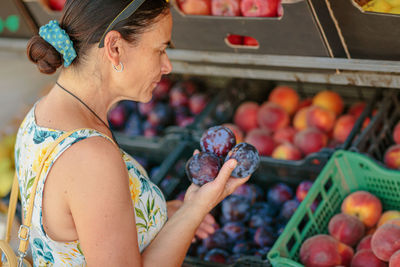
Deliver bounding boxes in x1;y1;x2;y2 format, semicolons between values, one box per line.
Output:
2;38;400;88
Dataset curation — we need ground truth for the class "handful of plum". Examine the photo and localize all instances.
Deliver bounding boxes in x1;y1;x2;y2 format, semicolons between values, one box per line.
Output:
186;126;260;186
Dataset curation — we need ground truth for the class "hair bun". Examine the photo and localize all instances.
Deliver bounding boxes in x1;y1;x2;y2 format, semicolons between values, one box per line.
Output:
27;35;63;74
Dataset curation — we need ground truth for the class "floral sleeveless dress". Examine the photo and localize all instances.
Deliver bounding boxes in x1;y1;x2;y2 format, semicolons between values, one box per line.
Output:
14;102;167;266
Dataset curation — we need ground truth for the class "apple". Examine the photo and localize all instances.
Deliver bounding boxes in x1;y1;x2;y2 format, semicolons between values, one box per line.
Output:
178;0;212;15
243;36;259;47
49;0;66;11
211;0;240;16
240;0;279;17
226;34;244;46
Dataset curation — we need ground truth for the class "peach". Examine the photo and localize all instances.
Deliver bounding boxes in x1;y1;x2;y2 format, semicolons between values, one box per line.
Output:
268;86;300;115
389;250;400;267
244;128;275;156
351;249;387;267
384;144;400;170
271;143;302;161
257;102;290;132
328;213;365;247
294;128;328;156
313;90;344;115
306;106;336;133
349;102;366;119
377;211;400;228
300;235;341;267
394;121;400;144
357;235;373;251
233;102;259;133
273;126;296;144
384;218;400;227
338;242;354;267
371;223;400;261
341;191;382;228
333;115;356;143
293;107;309;131
222;123;244;143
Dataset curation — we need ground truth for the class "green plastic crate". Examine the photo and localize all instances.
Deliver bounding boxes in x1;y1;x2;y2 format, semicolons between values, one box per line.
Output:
267;150;400;267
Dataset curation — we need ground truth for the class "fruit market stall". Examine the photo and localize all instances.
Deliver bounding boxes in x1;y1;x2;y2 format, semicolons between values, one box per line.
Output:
1;0;400;266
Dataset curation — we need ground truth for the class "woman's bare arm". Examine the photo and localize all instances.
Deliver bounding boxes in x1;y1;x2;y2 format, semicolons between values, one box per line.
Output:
56;137;248;267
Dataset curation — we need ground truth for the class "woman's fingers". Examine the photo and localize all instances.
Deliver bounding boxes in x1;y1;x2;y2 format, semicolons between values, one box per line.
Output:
213;159;237;188
195;228;210;239
193;149;200;156
203;214;216;225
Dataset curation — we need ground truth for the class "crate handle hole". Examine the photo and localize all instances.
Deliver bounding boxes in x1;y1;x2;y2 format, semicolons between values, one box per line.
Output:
225;34;260;49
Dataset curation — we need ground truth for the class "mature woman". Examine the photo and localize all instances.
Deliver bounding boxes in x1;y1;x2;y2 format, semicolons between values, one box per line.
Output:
15;0;249;266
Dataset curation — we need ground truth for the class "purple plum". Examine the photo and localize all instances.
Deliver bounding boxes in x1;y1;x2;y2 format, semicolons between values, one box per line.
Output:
186;152;221;186
225;143;260;178
200;126;236;158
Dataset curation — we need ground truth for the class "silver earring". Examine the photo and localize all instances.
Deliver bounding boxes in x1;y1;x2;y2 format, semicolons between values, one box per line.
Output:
113;62;124;72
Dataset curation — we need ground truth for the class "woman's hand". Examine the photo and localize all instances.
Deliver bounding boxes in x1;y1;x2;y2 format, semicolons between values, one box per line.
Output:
167;199;217;241
183;150;250;216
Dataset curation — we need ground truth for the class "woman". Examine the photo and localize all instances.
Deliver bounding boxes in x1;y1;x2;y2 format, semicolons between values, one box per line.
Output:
15;0;249;266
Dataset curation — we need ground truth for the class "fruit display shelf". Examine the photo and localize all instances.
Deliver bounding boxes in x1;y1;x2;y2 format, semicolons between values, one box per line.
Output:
111;75;230;162
190;80;378;185
349;88;400;170
170;0;345;58
320;0;400;61
267;150;400;266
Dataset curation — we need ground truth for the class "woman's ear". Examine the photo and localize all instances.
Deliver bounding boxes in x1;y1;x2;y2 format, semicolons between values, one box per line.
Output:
103;30;123;67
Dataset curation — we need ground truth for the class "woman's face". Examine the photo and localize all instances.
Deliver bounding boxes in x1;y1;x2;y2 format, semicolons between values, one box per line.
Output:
117;11;173;103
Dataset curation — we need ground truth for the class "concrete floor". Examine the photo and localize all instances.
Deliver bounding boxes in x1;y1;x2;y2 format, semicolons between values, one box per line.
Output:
0;48;55;133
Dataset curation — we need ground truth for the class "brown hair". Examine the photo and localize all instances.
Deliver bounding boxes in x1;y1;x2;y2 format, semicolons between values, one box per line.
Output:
27;0;170;74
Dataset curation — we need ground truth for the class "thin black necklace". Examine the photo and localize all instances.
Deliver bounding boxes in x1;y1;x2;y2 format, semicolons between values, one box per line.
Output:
56;82;118;146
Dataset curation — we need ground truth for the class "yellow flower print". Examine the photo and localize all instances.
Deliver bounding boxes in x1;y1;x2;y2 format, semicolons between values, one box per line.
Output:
32;143;59;174
129;174;141;204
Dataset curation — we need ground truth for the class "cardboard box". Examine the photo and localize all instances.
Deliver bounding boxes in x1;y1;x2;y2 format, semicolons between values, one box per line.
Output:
325;0;400;60
171;0;343;57
0;0;37;38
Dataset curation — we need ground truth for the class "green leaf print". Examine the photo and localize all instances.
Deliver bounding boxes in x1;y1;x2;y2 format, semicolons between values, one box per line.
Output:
77;243;84;255
151;198;155;211
27;176;35;189
136;223;148;230
135;207;146;222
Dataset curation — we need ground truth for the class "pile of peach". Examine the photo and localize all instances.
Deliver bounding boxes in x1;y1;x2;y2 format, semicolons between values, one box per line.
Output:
300;191;400;267
384;121;400;170
228;86;369;161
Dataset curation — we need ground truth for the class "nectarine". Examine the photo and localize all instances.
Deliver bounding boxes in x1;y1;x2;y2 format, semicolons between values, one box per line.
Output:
341;191;382;228
313;90;344;115
257;102;290;132
351;249;387;267
328;213;365;247
300;235;341;267
372;223;400;261
234;102;259;133
268;86;299;115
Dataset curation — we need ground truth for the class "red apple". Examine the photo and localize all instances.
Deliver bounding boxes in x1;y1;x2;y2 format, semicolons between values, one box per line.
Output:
226;34;244;45
211;0;240;16
240;0;279;17
243;36;259;47
49;0;66;11
178;0;212;15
